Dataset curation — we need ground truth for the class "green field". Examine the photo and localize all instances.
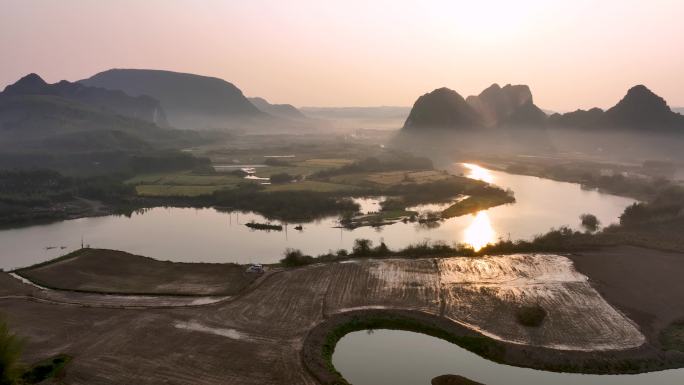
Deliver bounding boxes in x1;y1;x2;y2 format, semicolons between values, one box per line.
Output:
330;170;452;186
265;180;357;193
127;172;245;197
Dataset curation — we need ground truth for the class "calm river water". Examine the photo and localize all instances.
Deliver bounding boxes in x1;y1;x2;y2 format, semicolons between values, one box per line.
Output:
0;164;635;269
334;329;683;385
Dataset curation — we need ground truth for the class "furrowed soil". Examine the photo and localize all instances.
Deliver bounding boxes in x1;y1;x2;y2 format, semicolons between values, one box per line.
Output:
568;246;684;345
1;247;683;384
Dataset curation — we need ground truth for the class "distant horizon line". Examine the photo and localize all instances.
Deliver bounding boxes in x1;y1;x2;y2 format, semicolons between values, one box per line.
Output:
2;69;683;113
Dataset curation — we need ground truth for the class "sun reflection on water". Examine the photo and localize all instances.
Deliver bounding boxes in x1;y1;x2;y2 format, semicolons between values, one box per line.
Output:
462;163;494;183
463;211;496;251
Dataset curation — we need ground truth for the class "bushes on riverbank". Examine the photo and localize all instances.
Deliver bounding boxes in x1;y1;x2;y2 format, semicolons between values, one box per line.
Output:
278;226;605;267
280;249;315;267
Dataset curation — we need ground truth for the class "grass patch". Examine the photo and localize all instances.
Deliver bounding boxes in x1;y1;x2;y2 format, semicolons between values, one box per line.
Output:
516;305;547;327
329;170;452;187
265;180;356;193
660;321;684;352
297;158;355;168
127;172;244;186
321;315;505;385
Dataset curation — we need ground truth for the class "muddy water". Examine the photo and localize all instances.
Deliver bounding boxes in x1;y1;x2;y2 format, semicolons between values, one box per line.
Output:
334;330;684;385
0;164;635;269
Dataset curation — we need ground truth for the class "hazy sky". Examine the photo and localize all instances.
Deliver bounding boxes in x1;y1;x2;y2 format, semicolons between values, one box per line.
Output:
1;0;683;111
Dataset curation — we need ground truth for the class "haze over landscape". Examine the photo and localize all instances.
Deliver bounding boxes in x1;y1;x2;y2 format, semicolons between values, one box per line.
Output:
2;0;684;110
2;2;684;385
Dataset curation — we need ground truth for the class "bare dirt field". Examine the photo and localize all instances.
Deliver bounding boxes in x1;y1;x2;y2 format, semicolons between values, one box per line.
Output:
1;247;683;384
17;248;259;296
438;254;644;350
569;246;684;344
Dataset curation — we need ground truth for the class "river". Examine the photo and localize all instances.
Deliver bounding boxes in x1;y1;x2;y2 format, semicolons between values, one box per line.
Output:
0;163;635;269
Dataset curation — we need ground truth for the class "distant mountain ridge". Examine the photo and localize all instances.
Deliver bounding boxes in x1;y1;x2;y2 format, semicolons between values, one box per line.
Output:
404;84;546;130
548;85;684;130
403;87;482;130
81;69;264;129
404;83;684;132
466;84;547;128
3;73;168;126
248;97;306;120
0;73;202;154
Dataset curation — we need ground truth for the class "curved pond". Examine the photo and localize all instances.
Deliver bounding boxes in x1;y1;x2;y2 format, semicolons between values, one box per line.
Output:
0;164;636;269
333;329;684;385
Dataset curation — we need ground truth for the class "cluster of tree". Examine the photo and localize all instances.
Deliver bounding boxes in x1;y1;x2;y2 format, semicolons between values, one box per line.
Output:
0;170;139;226
619;185;684;227
209;185;360;222
0;170;135;206
0;150;210;178
269;172;298;184
381;177;511;211
127;152;211;175
507;162;673;202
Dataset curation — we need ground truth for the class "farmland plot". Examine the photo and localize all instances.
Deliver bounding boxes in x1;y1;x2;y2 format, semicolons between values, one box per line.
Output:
325;259;441;314
437;254;645;351
208;265;334;337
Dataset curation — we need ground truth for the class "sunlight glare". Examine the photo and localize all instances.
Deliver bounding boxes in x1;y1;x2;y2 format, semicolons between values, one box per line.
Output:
462;163;494;183
464;211;496;251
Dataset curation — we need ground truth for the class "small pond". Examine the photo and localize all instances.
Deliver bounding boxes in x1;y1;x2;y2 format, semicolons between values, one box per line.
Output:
333;329;683;385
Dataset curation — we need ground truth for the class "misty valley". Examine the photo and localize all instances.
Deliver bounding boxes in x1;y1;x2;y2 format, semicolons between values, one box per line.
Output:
2;3;684;384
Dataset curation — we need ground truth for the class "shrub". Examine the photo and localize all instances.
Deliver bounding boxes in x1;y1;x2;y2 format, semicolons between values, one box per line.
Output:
580;213;600;232
659;320;684;352
516;305;547;327
0;318;25;385
352;239;373;256
269;173;296;184
280;248;314;267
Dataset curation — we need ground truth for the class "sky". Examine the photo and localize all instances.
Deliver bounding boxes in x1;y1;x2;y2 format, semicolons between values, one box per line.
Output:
1;0;683;111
